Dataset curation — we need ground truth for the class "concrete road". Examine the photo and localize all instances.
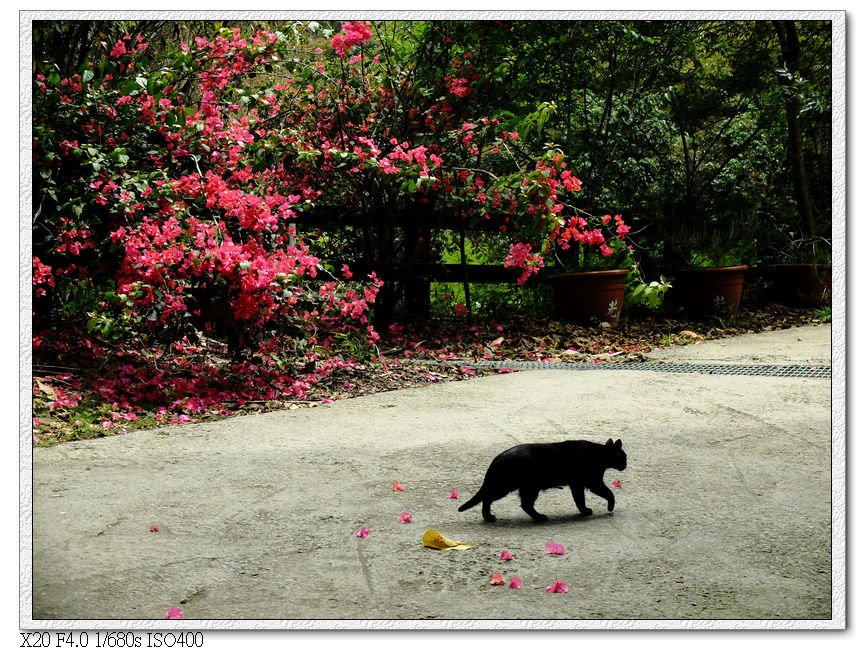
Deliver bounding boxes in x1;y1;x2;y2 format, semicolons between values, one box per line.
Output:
27;324;836;626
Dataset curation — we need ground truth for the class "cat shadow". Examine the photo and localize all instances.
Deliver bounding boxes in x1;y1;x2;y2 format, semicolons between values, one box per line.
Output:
470;511;612;529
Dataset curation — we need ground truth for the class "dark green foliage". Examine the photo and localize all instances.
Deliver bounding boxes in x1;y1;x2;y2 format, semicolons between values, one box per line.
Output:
443;19;832;271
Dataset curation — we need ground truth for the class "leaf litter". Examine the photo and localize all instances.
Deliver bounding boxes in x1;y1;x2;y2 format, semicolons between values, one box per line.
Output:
32;303;823;446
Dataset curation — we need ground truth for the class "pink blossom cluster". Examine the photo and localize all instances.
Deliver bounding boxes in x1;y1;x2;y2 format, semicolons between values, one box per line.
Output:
192;28;278;94
443;51;480;98
330;21;373;58
504;242;546;285
445;75;472;98
32;258;54;297
110;34;148;59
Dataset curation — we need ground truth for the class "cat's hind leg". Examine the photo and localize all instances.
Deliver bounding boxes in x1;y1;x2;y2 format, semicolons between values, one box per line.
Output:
481;500;496;523
519;487;548;523
482;485;516;523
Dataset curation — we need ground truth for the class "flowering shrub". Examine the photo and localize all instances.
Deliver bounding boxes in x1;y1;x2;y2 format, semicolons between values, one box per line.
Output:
34;20;639;347
31;21;656;440
33;24;384;356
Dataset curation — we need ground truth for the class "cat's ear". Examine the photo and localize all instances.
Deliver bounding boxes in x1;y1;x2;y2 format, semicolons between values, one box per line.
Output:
606;438;614;446
614;439;622;448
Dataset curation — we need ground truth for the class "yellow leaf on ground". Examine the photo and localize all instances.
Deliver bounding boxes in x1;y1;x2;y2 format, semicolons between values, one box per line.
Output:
422;528;471;550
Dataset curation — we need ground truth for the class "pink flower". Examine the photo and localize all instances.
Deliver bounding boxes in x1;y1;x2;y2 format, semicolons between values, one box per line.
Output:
164;607;184;619
545;540;565;555
110;39;127;58
497;367;514;374
611;479;622;489
448;489;459;499
500;549;515;561
509;577;523;589
392;481;406;492
150;525;160;533
545;580;568;593
615;214;630;238
489;571;505;586
399;512;412;524
356;527;369;538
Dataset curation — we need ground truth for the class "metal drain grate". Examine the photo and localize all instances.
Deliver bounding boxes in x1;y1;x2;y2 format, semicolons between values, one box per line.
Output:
597;362;831;379
424;359;831;379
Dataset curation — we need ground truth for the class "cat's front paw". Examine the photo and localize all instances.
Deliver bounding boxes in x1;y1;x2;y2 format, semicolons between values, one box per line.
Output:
578;508;593;517
483;514;497;523
607;501;615;512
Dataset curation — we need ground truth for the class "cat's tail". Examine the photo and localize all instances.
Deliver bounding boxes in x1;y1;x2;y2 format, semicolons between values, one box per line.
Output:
458;490;483;512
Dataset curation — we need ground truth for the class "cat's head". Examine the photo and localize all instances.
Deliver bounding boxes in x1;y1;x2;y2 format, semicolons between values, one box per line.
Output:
605;438;627;471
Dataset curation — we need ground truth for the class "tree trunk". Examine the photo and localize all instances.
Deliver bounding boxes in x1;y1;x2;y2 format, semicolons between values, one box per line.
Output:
773;20;817;240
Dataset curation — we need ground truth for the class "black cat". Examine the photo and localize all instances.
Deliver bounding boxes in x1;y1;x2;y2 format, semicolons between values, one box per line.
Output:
458;438;627;523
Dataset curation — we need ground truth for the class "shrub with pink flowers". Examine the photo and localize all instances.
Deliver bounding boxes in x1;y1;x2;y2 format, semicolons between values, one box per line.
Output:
33;24;385;355
33;21;636;342
31;21;646;441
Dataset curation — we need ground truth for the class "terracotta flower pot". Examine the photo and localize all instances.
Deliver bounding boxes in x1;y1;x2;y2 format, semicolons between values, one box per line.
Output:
549;269;629;325
676;265;748;318
767;263;831;307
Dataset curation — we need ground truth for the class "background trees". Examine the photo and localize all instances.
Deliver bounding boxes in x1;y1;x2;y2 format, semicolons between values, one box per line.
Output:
447;19;831;271
31;18;833;340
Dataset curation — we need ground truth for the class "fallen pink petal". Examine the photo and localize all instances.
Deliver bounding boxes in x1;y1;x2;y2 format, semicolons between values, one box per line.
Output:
545;540;566;555
448;489;459;499
509;577;523;589
399;511;413;524
149;524;160;533
392;481;406;492
611;479;622;489
164;607;184;619
500;549;515;561
490;571;505;586
356;527;370;538
545;580;569;594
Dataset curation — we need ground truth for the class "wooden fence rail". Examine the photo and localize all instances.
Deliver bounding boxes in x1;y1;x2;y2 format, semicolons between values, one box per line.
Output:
292;207;537;319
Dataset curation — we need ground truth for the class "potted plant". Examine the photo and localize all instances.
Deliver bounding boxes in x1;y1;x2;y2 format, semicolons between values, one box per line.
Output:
495;148;668;325
543;213;669;325
766;237;831;307
673;238;754;319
